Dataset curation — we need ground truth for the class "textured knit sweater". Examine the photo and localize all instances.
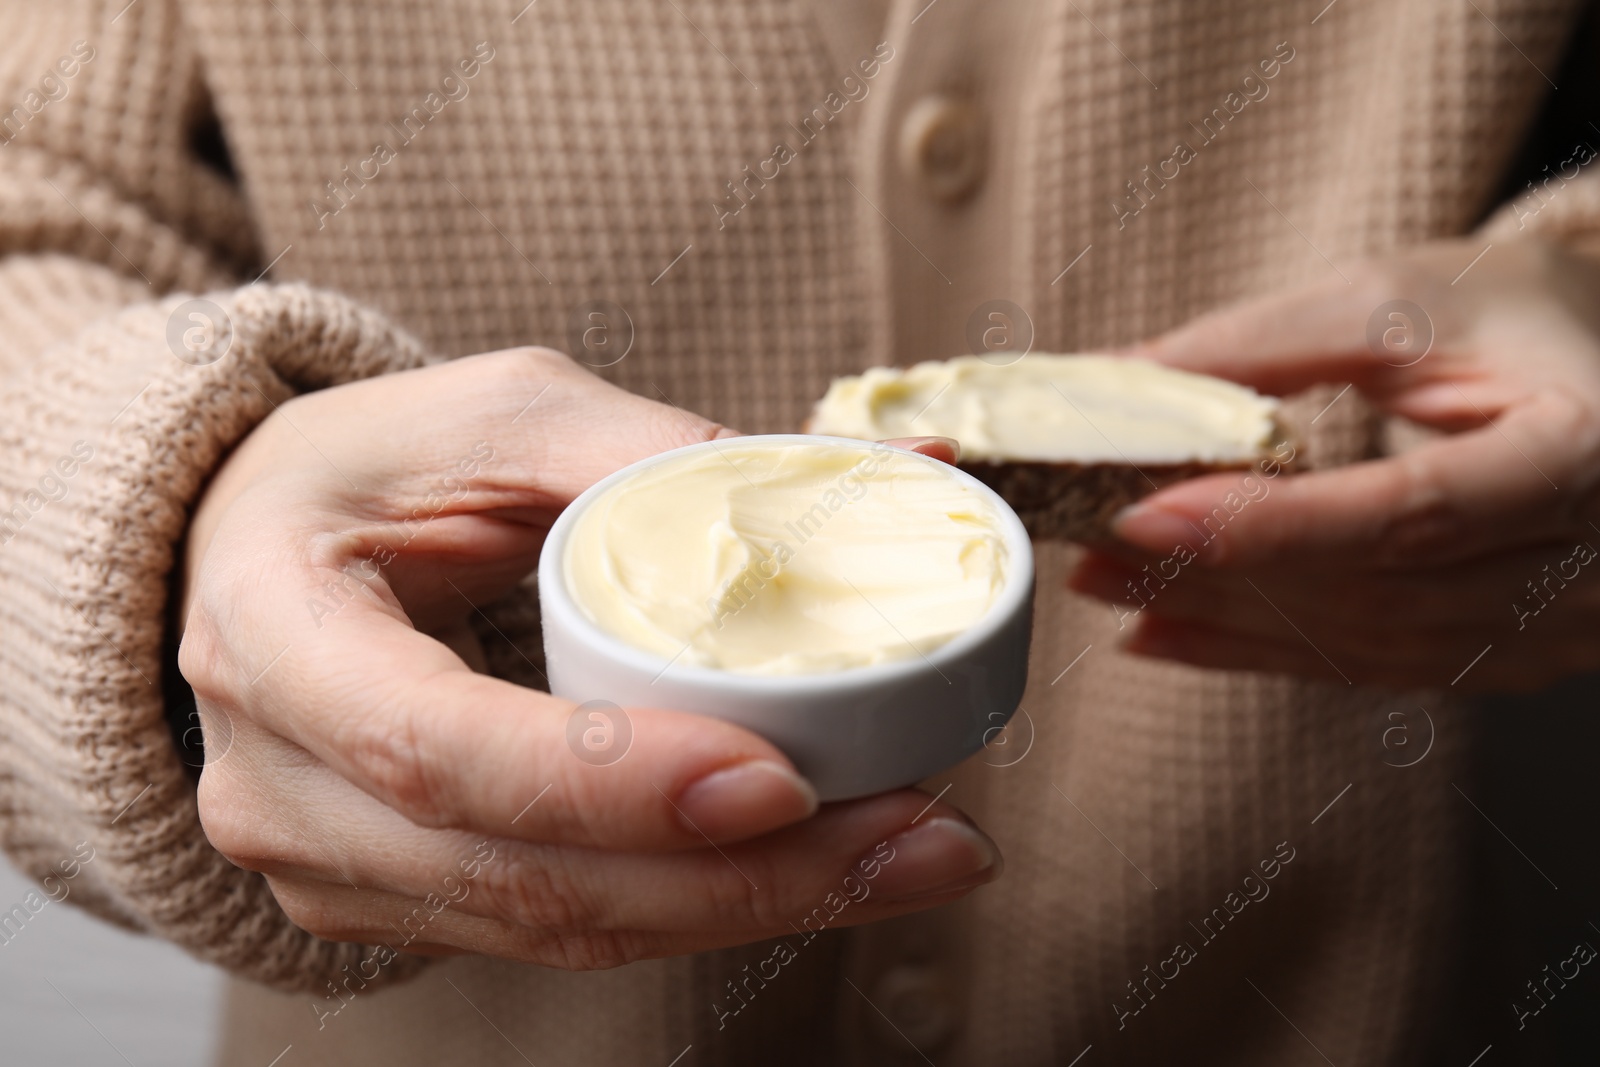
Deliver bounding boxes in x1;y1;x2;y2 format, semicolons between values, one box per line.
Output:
1;1;1597;1065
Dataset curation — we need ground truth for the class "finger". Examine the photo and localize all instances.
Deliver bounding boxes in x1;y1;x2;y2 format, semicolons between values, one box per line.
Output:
1111;392;1588;568
1122;610;1560;691
1068;553;1318;637
1121;614;1351;684
1070;559;1382;674
396;943;473;957
1069;547;1560;634
1075;544;1600;688
1125;272;1442;397
882;436;961;465
228;349;748;627
1100;557;1535;682
186;562;820;852
269;857;990;970
255;774;998;939
1115;575;1485;676
281;348;743;510
263;873;682;967
297;621;818;850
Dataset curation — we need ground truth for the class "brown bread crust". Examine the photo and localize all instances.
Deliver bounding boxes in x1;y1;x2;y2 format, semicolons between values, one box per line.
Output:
957;459;1247;541
803;415;1296;541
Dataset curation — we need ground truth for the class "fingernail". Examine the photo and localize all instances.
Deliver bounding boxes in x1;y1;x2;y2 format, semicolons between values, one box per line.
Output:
1112;503;1201;554
675;760;819;841
868;817;1002;902
890;436;961;463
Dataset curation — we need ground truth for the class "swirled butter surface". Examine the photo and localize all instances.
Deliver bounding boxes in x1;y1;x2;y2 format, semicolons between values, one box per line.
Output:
809;354;1280;464
563;440;1008;675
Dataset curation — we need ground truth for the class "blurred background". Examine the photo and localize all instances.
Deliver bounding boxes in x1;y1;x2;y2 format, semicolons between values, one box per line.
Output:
0;854;221;1067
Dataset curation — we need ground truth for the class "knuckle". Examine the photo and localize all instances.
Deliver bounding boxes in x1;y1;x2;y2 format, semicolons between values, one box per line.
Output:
477;346;576;382
539;931;645;971
195;779;277;873
687;415;731;446
332;704;453;828
645;404;730;456
471;849;600;933
490;929;648;970
1373;460;1462;565
700;850;785;930
177;612;232;709
1538;395;1600;508
269;879;360;941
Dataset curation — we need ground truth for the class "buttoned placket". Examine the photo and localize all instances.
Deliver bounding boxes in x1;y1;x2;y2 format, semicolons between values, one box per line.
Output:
803;6;1049;1061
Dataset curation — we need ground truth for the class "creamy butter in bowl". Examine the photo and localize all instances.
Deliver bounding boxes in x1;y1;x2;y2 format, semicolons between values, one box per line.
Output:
538;435;1034;799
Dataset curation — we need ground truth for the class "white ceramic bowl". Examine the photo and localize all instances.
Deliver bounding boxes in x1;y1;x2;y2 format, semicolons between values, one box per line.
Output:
537;434;1035;800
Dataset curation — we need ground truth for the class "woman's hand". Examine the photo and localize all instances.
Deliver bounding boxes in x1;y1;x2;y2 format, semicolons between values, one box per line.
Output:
1068;238;1600;692
179;347;998;967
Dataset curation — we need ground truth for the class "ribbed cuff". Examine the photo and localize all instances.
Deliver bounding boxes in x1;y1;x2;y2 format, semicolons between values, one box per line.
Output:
0;283;435;991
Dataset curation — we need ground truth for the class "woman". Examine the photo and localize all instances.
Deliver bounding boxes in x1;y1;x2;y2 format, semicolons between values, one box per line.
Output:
1;0;1596;1063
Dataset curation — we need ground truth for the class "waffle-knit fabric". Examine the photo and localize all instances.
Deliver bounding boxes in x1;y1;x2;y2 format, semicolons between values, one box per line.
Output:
0;1;1593;1064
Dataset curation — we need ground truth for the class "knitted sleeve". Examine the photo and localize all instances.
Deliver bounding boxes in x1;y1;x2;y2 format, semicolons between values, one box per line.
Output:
1480;155;1600;252
0;2;430;990
1478;15;1600;255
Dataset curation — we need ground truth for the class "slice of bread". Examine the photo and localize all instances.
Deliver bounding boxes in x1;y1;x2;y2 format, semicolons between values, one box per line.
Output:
804;354;1294;540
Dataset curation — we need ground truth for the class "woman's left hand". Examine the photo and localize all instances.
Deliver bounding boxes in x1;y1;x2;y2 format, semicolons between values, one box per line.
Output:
1068;238;1600;692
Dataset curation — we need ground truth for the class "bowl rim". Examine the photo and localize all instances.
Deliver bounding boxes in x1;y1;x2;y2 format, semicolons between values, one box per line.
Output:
537;433;1035;695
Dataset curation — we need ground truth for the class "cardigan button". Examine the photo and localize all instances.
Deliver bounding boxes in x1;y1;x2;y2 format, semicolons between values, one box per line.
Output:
898;95;986;203
866;964;959;1053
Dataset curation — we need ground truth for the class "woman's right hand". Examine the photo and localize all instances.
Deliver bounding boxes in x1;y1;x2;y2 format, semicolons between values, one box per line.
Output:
178;347;1000;968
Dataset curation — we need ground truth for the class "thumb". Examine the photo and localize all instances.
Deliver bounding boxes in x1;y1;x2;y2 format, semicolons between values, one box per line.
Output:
1129;276;1437;398
883;436;961;465
447;348;745;506
1111;392;1582;568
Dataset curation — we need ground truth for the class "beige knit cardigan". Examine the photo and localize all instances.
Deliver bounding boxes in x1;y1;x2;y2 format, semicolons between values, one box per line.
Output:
1;1;1596;1064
